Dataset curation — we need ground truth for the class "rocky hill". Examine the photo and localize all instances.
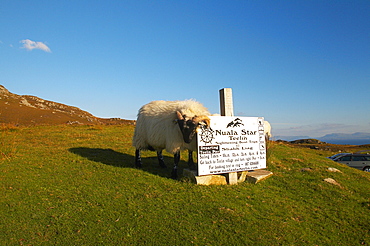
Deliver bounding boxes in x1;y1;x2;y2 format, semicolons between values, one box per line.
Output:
0;85;134;126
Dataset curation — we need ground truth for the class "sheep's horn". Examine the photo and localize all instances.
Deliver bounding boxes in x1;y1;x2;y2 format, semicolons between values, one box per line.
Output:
192;115;210;127
176;111;184;120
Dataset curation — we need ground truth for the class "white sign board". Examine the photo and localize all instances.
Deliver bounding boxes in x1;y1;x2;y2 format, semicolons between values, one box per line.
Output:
197;116;266;176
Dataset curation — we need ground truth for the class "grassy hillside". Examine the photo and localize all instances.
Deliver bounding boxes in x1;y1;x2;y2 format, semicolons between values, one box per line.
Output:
1;125;369;245
0;85;133;126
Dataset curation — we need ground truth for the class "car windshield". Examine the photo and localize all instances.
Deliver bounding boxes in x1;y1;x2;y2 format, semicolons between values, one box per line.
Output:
329;153;347;159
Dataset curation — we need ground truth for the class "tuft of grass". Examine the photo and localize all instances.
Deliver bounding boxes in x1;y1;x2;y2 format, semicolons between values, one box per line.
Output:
0;125;369;245
0;125;19;160
0;123;19;131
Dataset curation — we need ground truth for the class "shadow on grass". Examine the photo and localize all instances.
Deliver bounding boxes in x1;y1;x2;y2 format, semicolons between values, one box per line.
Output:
68;147;183;179
362;201;370;210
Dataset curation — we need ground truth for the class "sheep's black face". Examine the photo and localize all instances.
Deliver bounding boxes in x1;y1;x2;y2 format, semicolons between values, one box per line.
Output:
176;111;209;144
177;118;198;144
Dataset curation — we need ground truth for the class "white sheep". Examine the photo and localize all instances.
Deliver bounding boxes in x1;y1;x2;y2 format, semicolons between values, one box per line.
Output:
264;120;272;140
132;100;211;179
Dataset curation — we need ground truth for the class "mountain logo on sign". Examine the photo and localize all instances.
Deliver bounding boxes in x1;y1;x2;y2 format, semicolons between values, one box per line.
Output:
226;118;244;128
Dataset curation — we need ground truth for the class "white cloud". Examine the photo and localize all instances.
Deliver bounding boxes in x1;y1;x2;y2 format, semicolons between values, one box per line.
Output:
20;39;51;52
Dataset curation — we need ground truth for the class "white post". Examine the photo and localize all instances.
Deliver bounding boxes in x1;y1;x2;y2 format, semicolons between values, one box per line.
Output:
219;88;234;117
219;88;238;185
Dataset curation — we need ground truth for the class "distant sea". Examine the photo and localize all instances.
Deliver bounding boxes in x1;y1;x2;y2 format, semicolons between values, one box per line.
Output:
274;132;370;146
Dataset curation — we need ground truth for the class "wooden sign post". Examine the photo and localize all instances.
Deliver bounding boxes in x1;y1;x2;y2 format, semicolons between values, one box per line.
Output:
219;88;238;184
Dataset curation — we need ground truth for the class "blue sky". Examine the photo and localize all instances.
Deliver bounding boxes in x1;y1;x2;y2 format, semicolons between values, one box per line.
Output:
1;0;369;138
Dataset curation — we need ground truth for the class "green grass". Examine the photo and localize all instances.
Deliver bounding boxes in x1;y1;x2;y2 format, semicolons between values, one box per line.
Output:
1;125;369;245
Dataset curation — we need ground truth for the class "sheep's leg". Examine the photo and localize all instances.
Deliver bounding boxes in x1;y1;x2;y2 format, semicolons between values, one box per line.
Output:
157;150;167;168
171;151;180;179
135;149;142;168
188;150;196;170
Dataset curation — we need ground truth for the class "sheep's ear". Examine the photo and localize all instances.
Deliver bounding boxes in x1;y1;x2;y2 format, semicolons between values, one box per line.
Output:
176;111;184;120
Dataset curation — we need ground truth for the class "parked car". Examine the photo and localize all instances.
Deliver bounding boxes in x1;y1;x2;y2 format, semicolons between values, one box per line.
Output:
327;153;351;160
332;153;370;172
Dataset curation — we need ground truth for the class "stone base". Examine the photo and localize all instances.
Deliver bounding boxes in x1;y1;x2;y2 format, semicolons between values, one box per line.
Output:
237;171;249;183
183;169;273;185
245;170;273;184
183;169;227;185
183;169;252;185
